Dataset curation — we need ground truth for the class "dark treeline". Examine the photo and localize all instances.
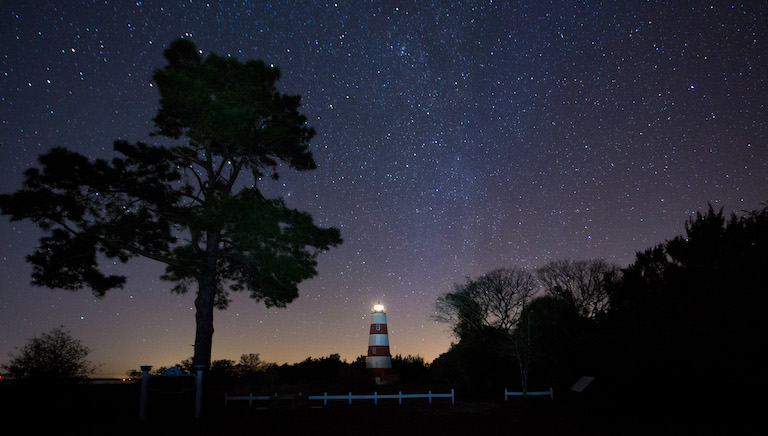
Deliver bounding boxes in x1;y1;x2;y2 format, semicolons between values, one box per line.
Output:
129;353;432;393
431;203;767;427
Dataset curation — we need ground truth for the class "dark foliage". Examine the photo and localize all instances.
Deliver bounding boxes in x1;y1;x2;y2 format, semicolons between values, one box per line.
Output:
512;296;600;391
603;203;768;418
429;201;767;423
2;327;97;382
391;354;431;384
126;352;434;394
536;259;621;320
431;327;517;396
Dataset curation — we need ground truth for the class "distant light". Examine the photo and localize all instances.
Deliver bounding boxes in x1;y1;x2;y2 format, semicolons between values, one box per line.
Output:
373;304;385;312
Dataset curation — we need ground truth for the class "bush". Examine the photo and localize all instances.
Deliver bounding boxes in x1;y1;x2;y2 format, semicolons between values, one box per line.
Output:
2;326;97;382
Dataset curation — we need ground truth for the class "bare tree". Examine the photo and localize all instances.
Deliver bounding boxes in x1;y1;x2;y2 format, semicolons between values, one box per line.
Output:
433;267;538;339
536;259;621;319
433;267;538;393
511;310;533;395
474;268;538;331
433;279;487;339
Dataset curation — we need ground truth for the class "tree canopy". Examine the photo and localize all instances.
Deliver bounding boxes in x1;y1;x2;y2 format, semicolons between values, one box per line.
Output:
536;259;620;320
433;267;537;340
604;204;768;405
2;327;97;382
0;38;342;367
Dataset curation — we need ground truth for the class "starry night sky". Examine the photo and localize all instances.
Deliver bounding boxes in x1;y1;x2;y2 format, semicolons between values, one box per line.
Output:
1;1;766;378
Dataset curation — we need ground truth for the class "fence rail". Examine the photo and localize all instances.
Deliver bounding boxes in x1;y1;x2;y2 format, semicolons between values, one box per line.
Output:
225;389;455;406
504;387;554;400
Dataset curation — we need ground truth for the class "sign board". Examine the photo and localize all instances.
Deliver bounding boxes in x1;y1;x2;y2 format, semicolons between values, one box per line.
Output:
570;376;595;393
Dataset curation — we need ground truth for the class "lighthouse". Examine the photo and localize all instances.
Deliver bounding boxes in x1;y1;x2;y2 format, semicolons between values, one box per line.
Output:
366;304;393;384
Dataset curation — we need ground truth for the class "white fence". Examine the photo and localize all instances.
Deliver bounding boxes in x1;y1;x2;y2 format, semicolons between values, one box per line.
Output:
504;387;554;400
225;389;455;406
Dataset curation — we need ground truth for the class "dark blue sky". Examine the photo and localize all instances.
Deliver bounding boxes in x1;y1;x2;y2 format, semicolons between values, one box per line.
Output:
1;1;766;377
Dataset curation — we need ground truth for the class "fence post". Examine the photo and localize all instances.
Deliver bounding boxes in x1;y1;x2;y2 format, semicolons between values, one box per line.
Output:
398;391;402;405
451;389;455;405
374;391;378;406
139;365;152;421
549;387;554;400
348;392;352;405
428;390;432;405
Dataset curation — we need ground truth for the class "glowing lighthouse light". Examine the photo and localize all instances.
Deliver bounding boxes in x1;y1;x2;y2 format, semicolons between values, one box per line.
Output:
366;303;393;384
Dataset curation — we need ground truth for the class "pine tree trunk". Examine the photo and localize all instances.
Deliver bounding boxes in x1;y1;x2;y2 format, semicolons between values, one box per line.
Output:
193;230;220;368
193;277;216;368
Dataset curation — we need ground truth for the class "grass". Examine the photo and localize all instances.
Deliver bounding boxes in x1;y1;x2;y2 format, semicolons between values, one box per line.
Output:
1;380;759;435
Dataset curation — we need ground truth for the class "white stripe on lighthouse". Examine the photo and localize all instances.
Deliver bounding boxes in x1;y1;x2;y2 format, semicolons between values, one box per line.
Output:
368;334;389;346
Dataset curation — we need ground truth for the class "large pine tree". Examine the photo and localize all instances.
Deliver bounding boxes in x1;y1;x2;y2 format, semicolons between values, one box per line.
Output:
0;39;342;367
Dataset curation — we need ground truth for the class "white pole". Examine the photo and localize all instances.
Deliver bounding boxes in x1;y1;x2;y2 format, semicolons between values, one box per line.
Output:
194;365;204;418
139;365;152;421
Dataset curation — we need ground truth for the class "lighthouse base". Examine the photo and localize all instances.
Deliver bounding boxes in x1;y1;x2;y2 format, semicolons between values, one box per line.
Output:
366;368;400;385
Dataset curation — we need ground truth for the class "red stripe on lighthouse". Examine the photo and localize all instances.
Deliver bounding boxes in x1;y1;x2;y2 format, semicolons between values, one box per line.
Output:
367;345;391;356
369;324;388;334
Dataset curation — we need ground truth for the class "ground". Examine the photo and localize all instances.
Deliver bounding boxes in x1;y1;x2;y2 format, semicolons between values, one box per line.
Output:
0;381;758;435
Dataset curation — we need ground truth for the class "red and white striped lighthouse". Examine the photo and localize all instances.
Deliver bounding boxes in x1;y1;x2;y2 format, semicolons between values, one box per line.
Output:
366;304;392;382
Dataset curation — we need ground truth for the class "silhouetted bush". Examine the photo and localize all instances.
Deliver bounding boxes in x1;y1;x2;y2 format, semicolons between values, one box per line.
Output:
2;326;97;383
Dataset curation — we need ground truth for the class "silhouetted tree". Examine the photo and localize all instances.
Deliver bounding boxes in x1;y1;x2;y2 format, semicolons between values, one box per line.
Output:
432;268;536;394
209;359;238;380
537;259;620;320
176;357;195;374
604;203;768;422
272;353;352;389
430;326;516;395
511;296;597;392
0;38;342;368
3;327;97;382
236;353;266;378
433;267;537;339
351;354;367;372
391;354;430;383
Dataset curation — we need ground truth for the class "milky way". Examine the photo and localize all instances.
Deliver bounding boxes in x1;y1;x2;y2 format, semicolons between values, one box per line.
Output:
1;1;766;377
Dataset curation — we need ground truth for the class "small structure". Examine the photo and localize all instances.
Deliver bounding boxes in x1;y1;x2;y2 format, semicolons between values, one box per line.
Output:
366;304;398;384
139;365;204;420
